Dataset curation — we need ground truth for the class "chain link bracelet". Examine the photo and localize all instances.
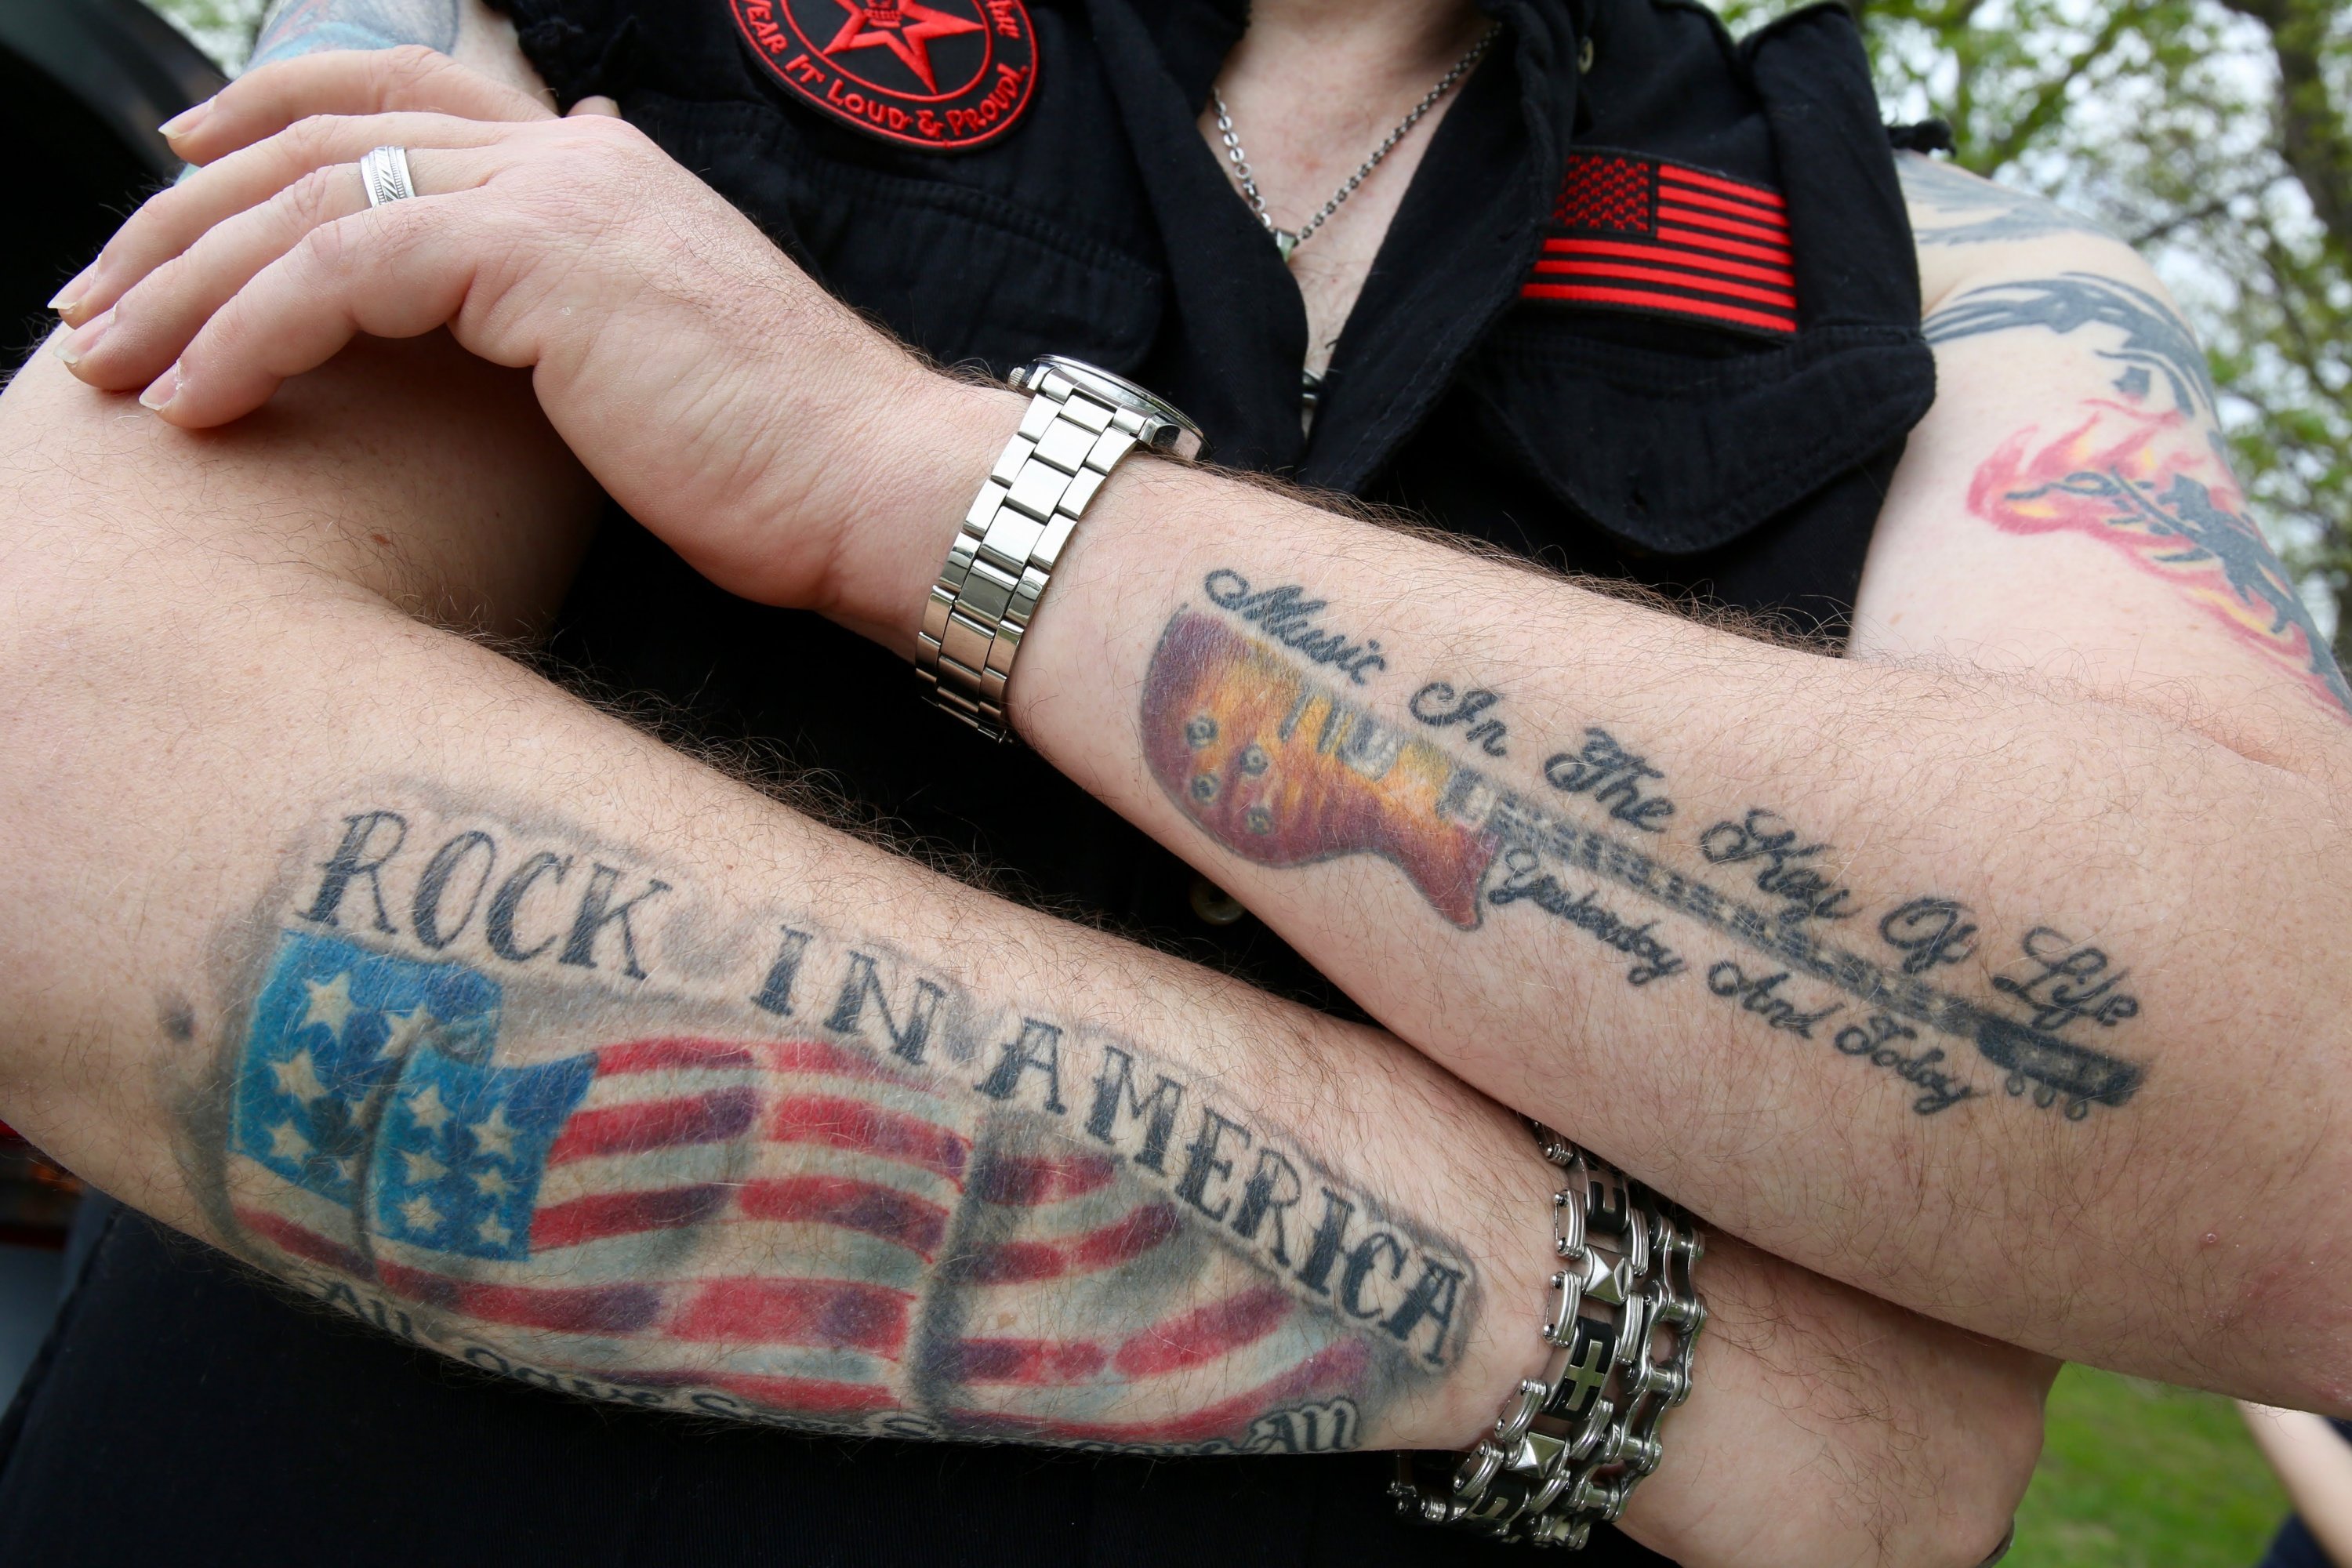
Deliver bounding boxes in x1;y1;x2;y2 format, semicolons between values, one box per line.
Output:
1392;1126;1707;1550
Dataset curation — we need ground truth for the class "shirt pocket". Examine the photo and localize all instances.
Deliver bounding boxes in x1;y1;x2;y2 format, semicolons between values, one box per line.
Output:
637;96;1167;378
1459;310;1934;557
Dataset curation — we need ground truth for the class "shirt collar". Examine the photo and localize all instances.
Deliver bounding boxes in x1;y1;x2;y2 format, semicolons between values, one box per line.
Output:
1082;0;1584;485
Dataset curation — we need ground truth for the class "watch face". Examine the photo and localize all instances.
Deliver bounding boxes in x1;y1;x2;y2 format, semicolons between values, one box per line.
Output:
1028;356;1207;459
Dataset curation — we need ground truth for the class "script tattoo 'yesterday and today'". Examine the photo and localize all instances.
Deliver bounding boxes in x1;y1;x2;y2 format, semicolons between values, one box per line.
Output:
191;799;1474;1454
1142;572;2147;1123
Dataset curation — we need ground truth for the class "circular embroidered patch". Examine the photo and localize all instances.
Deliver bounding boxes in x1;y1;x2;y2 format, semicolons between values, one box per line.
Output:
728;0;1039;151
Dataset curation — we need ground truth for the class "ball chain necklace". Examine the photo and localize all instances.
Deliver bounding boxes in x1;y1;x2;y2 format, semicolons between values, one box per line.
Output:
1211;23;1504;265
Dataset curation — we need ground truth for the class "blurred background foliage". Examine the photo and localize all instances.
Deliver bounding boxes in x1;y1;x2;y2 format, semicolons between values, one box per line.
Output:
140;1;2330;1563
148;0;267;69
2020;1366;2287;1566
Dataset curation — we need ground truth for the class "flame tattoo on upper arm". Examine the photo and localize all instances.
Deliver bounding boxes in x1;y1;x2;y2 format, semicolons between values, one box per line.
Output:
1968;403;2352;722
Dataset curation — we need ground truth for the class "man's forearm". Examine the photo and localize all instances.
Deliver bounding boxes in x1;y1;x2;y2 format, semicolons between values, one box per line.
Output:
151;787;1507;1450
953;295;2352;1408
0;347;1551;1456
0;339;2065;1566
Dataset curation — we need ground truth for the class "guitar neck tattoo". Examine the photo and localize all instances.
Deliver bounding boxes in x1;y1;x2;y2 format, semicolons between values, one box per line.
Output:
1142;573;2147;1123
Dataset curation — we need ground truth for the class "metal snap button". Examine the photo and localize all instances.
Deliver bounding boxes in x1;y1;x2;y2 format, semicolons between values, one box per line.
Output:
1188;877;1249;926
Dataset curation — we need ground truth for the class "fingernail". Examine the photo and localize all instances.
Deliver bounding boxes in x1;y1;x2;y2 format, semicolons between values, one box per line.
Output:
139;365;179;412
53;310;113;368
48;265;96;315
159;100;211;140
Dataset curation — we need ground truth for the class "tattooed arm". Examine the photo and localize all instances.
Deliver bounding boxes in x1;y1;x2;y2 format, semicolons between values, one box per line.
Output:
56;41;2348;1410
249;0;536;84
35;0;1562;1476
0;332;1510;1456
1876;154;2344;720
975;169;2352;1410
0;335;2054;1565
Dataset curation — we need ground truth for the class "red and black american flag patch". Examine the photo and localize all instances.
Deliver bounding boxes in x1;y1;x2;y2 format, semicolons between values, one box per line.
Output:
1523;151;1797;336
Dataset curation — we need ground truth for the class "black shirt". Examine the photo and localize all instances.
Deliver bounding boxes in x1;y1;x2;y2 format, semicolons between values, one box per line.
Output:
0;2;1928;1562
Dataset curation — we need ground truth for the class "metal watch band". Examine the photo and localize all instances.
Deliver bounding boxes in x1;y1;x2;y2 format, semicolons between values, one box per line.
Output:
916;358;1203;742
1393;1127;1707;1550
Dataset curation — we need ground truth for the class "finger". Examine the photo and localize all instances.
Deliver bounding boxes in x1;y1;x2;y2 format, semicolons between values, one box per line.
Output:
65;147;499;394
145;194;485;427
164;46;553;165
568;96;622;118
60;112;514;325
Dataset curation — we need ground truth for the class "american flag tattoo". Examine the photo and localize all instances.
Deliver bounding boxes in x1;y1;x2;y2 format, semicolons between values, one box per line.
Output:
225;910;1462;1450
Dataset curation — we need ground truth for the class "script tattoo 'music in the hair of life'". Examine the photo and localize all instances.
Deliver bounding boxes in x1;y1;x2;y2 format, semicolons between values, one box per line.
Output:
1142;573;2147;1123
187;797;1475;1454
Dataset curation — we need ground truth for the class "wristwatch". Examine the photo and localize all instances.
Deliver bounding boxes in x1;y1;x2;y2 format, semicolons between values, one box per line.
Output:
916;355;1205;742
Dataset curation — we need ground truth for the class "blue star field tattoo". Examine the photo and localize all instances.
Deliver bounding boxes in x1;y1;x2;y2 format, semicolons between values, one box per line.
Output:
252;0;461;67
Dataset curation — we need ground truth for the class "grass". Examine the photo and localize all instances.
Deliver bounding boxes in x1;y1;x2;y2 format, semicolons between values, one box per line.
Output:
2011;1365;2292;1567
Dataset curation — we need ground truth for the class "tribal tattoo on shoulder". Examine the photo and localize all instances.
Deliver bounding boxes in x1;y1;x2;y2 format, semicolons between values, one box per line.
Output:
188;795;1472;1453
1142;573;2148;1124
250;0;462;67
1926;273;2216;418
1897;155;2114;248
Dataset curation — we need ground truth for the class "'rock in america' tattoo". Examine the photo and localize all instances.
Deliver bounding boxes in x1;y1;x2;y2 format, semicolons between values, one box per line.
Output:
1141;585;2145;1121
1970;403;2352;720
195;797;1473;1452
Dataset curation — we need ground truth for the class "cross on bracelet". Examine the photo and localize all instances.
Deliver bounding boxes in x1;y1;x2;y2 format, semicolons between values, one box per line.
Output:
1550;1320;1617;1417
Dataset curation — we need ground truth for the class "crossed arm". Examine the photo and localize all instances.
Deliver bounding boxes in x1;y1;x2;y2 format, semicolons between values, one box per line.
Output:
0;10;2059;1567
906;151;2352;1413
6;0;2343;1541
0;190;2060;1568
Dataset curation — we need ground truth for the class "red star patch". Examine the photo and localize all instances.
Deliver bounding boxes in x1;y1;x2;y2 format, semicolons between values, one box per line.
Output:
728;0;1039;151
823;1;985;94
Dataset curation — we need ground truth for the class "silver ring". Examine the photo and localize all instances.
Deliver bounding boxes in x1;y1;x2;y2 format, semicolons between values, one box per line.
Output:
358;145;417;209
1976;1521;2016;1567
